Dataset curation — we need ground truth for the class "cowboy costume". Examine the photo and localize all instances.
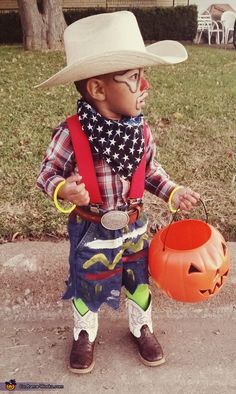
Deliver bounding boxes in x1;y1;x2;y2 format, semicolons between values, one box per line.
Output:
36;11;199;374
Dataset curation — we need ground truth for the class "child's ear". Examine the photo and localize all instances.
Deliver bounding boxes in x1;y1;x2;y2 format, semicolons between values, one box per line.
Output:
86;78;106;101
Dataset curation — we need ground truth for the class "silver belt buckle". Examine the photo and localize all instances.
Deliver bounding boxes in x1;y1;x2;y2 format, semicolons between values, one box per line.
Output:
101;210;129;230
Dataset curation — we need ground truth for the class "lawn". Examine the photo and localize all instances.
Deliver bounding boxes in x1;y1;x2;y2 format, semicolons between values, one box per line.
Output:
0;44;235;242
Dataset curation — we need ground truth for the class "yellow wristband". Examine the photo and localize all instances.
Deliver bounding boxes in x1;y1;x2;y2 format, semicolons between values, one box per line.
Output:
168;186;184;213
53;180;76;214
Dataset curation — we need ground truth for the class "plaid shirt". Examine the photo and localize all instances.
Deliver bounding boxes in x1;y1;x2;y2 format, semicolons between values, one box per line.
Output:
37;119;177;209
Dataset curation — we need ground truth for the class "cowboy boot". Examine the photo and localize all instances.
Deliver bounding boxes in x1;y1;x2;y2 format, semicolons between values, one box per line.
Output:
127;295;165;366
69;301;98;374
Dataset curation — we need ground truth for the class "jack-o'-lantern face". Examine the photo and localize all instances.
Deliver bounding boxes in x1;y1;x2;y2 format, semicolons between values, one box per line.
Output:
188;251;229;298
185;242;229;300
6;385;15;391
149;220;230;303
5;379;16;391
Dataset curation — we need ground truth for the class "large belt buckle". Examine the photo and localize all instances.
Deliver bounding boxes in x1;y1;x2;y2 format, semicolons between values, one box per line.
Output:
101;210;129;230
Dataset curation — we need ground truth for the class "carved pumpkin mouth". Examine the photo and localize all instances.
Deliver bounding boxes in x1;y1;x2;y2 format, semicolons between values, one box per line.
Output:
200;269;229;295
188;262;229;296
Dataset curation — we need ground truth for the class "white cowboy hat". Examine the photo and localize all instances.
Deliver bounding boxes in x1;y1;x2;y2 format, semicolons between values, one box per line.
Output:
36;10;188;88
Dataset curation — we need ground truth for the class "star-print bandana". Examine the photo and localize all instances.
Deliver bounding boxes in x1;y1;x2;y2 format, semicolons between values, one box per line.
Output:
77;99;145;180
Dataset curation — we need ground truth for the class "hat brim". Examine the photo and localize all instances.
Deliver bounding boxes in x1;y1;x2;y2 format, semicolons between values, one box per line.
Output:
35;40;187;88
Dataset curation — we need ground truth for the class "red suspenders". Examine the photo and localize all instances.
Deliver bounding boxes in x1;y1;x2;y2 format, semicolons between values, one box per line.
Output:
66;115;147;205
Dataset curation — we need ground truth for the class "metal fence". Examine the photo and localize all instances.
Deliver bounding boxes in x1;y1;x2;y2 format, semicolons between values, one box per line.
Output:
0;0;190;11
62;0;189;8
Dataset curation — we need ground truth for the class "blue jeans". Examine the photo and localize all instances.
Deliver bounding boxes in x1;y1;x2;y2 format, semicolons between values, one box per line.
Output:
62;212;149;312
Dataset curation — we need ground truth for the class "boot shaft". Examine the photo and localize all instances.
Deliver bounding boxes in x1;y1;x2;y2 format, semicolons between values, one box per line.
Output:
127;295;153;338
72;301;98;342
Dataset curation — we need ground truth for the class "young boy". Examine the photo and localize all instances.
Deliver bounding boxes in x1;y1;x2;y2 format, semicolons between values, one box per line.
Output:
36;11;200;374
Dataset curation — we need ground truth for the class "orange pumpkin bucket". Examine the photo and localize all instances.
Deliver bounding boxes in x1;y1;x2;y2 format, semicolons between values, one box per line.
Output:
149;218;230;303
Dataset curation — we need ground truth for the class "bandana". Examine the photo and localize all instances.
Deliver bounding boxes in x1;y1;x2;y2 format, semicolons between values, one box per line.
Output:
77;99;145;180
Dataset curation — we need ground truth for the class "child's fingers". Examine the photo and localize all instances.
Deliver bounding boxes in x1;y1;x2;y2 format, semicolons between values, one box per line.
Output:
179;194;198;206
180;189;200;203
178;191;200;210
75;182;86;193
179;199;193;211
66;174;82;185
187;190;200;201
70;182;90;205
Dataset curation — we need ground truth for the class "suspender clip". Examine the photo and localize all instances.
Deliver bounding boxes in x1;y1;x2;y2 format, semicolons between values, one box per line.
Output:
89;204;101;214
128;198;143;207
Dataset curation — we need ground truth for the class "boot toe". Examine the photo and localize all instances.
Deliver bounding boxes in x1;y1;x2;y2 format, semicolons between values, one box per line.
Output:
69;332;95;374
132;325;166;367
139;346;165;366
69;359;95;374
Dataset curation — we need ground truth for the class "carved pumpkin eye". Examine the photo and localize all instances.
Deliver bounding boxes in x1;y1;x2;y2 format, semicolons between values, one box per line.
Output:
188;263;202;274
222;242;227;256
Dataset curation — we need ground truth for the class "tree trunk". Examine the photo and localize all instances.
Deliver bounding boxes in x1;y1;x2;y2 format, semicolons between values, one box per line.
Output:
233;20;236;49
17;0;67;50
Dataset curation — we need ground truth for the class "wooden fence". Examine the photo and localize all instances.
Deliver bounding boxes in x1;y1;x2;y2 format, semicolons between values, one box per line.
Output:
0;0;190;11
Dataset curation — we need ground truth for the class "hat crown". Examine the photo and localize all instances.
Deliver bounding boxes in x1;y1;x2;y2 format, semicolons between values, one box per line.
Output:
36;11;188;89
64;11;145;66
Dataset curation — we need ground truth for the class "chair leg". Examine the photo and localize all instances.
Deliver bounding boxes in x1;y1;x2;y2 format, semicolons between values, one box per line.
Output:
208;31;211;45
196;31;202;44
225;29;229;44
221;31;225;45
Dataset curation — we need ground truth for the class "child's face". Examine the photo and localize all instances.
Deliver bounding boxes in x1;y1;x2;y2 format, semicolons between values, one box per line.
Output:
100;68;149;119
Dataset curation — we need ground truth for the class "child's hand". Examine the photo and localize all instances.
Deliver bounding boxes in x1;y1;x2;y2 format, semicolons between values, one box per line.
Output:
172;187;200;212
58;175;90;206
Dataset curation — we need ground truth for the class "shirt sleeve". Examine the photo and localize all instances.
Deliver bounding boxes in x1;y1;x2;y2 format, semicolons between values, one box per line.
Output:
145;123;177;202
36;122;75;198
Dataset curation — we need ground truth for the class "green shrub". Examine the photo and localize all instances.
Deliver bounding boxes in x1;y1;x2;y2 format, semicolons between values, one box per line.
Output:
0;5;197;44
64;7;107;25
0;11;22;43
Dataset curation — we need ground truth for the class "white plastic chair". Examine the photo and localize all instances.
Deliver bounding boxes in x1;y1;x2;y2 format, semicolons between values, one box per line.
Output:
234;19;236;48
196;11;223;45
221;11;236;44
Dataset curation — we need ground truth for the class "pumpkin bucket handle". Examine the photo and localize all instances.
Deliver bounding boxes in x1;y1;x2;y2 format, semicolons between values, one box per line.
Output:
163;198;208;251
172;198;208;223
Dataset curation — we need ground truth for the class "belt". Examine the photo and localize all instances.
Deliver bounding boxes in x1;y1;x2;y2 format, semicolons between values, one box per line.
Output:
70;204;143;230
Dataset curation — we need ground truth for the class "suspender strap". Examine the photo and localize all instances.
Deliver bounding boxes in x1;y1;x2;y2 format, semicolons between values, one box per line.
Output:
129;123;147;199
66;115;147;204
67;115;103;204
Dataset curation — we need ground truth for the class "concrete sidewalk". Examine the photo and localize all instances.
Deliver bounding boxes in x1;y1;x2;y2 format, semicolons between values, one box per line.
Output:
0;241;236;394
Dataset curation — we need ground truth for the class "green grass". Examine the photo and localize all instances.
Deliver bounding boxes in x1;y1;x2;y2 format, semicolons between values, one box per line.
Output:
0;44;235;241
